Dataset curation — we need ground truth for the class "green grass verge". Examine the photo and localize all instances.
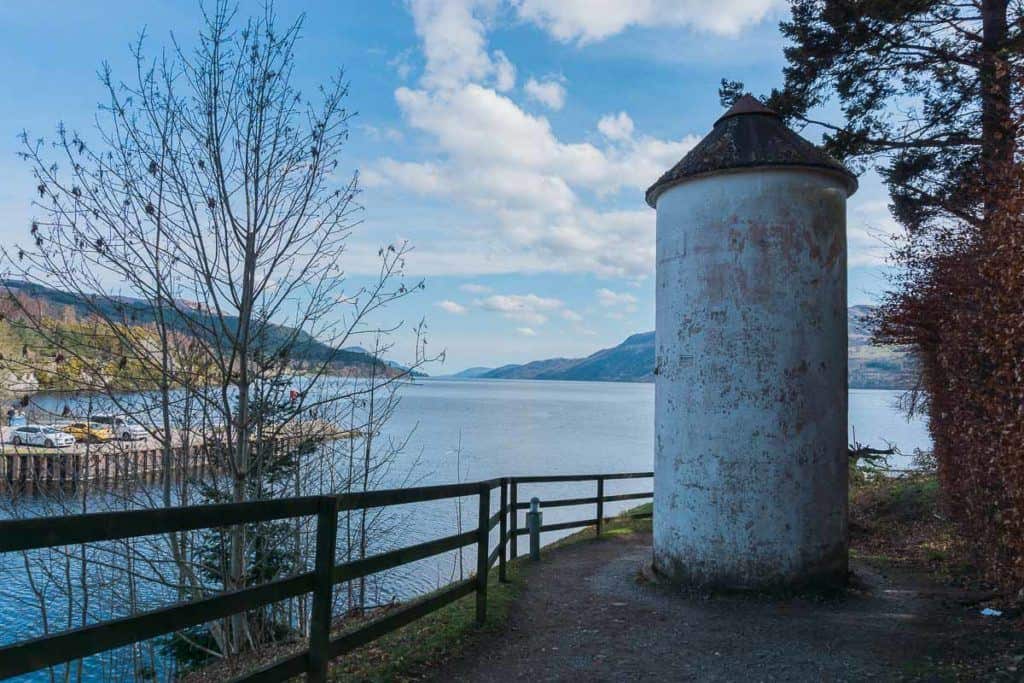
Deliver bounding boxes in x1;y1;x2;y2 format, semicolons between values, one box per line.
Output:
546;504;652;551
327;565;520;682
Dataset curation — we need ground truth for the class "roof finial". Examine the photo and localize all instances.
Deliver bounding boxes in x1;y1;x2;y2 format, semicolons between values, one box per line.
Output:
715;94;778;125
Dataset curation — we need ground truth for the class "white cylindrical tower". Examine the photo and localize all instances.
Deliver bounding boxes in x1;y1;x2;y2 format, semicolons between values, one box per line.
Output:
646;95;858;589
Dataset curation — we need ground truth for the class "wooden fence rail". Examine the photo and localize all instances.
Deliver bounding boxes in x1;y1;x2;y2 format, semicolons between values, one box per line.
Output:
0;471;653;682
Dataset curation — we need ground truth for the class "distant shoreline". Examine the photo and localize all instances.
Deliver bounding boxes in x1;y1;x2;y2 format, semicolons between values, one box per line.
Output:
428;375;912;391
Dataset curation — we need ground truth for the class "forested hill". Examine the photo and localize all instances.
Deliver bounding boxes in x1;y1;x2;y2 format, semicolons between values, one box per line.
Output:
0;280;410;381
479;307;916;389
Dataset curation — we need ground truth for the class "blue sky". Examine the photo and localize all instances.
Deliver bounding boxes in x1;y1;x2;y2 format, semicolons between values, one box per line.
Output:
0;1;897;373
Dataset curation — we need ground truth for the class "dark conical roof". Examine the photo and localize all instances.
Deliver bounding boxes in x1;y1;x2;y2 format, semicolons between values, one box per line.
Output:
645;95;857;207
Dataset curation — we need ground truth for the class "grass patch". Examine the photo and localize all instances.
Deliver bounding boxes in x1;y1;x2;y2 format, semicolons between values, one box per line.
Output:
849;471;976;582
327;564;521;682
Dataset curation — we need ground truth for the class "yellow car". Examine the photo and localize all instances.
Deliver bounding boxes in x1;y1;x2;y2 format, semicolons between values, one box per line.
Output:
61;421;114;443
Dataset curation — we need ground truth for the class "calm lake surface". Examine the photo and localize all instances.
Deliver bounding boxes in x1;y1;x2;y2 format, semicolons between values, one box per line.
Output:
386;380;930;479
0;379;929;681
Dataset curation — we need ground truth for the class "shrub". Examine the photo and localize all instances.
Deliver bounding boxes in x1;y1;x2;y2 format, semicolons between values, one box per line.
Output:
877;156;1024;592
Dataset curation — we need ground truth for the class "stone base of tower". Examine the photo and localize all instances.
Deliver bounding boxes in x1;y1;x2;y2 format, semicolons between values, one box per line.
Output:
650;541;848;592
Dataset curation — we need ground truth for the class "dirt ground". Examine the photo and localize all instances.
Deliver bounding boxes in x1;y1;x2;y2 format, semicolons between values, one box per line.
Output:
429;531;1023;682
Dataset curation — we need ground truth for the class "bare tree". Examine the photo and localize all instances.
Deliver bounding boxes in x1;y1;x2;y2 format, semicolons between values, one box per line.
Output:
4;1;432;672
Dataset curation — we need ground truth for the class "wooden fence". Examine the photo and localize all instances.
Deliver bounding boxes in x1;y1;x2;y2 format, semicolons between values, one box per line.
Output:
0;471;653;682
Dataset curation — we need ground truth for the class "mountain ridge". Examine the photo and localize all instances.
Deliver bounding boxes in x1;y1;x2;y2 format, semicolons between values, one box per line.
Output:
474;307;915;389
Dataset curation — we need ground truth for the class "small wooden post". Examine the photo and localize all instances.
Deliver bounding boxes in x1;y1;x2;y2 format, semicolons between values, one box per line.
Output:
475;483;490;625
308;495;339;682
509;480;518;560
596;476;605;538
499;479;508;583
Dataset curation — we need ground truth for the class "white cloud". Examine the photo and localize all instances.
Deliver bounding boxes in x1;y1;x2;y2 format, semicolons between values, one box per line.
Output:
478;293;564;325
408;0;515;92
848;199;898;268
524;77;566;111
493;50;517;91
361;158;446;194
388;48;415;80
460;283;492;294
373;83;696;276
436;300;468;314
511;0;782;43
597;112;634;142
361;124;405;143
596;287;638;313
516;326;538;336
337;241;552;277
560;309;583;322
370;0;701;278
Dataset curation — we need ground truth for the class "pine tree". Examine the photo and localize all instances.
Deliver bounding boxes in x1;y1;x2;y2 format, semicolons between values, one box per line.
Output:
728;0;1021;233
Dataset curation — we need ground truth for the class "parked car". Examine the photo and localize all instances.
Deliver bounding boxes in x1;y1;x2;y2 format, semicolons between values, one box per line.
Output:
60;421;114;443
10;425;76;448
89;415;148;441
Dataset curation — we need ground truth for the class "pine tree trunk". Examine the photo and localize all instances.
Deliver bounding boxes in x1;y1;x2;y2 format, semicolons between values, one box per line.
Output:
980;0;1014;215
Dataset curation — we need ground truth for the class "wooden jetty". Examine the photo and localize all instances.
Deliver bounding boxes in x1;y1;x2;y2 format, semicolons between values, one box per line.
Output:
0;445;210;494
0;419;358;494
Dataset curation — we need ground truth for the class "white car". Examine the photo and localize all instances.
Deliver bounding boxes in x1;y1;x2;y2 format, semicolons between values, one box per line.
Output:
10;425;76;448
89;415;148;441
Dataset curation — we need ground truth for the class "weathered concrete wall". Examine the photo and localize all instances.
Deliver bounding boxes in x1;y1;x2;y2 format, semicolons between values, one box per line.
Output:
653;168;849;589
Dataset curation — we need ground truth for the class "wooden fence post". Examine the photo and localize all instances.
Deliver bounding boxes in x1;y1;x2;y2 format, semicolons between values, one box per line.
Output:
308;495;339;682
596;476;605;538
509;480;518;560
499;479;508;583
475;483;490;625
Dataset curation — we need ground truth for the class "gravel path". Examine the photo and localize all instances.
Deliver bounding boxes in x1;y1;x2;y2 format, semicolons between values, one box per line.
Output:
431;532;1021;681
